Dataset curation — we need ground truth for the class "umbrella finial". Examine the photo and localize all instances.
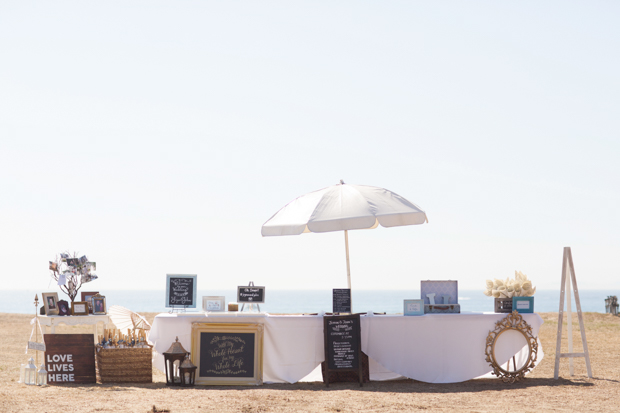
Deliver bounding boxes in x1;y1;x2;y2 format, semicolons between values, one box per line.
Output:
340;179;345;185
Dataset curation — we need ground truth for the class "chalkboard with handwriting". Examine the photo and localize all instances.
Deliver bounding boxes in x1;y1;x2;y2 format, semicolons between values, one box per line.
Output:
237;286;265;303
165;274;197;308
323;314;362;386
191;322;264;385
332;289;351;314
199;332;255;378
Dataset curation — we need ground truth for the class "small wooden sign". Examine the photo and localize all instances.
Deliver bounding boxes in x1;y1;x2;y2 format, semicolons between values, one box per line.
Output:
44;334;96;385
28;341;46;351
191;322;264;386
323;314;362;386
332;289;351;314
237;286;265;304
166;274;197;308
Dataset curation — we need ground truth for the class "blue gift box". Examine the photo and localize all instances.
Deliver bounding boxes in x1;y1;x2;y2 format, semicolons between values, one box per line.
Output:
512;296;534;313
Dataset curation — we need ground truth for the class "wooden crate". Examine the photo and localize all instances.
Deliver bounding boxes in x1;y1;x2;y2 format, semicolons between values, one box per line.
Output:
95;346;153;383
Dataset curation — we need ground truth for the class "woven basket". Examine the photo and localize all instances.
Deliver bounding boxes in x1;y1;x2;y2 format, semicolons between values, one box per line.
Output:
95;345;153;383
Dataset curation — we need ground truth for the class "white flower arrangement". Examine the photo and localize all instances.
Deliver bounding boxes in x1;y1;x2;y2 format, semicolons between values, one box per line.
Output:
483;271;536;298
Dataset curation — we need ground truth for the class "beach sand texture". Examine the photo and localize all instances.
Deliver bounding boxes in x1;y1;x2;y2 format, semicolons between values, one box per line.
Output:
1;312;618;412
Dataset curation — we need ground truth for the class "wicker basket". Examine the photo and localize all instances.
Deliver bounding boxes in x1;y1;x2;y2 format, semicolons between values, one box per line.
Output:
95;345;153;383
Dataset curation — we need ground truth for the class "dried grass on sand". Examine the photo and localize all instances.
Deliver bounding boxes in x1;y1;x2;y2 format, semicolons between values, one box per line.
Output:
1;312;619;412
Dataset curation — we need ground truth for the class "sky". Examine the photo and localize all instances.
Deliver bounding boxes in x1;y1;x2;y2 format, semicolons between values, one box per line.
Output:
1;1;619;294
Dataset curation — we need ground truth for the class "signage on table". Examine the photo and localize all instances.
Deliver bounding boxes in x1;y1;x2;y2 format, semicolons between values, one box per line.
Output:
191;322;264;385
44;334;95;384
332;289;351;314
165;274;197;308
323;314;362;386
237;286;265;303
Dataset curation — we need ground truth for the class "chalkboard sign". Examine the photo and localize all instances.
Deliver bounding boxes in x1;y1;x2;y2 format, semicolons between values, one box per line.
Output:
323;314;362;386
332;289;351;314
237;286;265;303
44;334;96;385
191;322;264;386
165;274;197;308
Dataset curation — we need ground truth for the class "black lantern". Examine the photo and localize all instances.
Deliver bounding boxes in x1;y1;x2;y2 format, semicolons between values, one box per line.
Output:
163;336;189;386
179;353;197;386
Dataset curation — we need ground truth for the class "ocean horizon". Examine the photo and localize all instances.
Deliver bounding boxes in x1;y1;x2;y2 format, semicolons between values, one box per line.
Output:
1;288;617;315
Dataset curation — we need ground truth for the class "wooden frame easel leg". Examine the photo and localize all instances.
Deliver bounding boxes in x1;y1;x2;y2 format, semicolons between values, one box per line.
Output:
554;247;593;379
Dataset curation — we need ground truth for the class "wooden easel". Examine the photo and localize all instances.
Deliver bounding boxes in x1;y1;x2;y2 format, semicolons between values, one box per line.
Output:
554;247;592;379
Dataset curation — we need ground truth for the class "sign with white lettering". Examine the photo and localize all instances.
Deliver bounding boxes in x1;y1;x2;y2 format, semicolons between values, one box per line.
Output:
44;334;95;384
191;322;264;386
323;314;362;386
237;286;265;304
166;274;197;308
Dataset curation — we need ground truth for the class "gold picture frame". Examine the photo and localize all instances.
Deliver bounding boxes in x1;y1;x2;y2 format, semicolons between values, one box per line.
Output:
191;322;264;386
484;310;539;383
92;294;106;315
71;301;90;316
42;292;60;316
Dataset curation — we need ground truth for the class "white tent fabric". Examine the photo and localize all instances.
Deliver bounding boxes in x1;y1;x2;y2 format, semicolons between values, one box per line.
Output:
261;183;428;236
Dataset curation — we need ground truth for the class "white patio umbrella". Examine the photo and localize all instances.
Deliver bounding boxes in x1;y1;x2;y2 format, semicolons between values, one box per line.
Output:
261;181;428;289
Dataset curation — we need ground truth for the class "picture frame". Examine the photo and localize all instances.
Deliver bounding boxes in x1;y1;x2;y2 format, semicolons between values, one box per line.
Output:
202;296;225;312
57;300;70;316
512;296;534;313
404;299;424;316
81;291;99;313
165;274;197;309
191;322;264;386
72;301;89;316
92;294;107;315
42;292;60;316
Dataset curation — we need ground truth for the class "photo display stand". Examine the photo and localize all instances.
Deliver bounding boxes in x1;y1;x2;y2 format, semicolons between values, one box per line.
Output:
554;247;592;379
323;314;363;387
238;282;264;312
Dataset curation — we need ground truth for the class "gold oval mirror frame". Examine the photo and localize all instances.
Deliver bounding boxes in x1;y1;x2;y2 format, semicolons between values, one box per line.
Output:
485;310;538;383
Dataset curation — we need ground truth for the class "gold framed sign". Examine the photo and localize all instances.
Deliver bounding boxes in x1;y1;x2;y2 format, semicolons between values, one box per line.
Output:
191;323;264;386
484;311;538;383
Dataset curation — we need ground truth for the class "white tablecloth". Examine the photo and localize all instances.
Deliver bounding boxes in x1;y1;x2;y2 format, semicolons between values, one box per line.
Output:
148;313;325;384
361;312;544;383
148;312;543;384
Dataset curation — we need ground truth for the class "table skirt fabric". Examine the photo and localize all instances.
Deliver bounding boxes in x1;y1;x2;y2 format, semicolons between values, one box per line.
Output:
148;312;543;384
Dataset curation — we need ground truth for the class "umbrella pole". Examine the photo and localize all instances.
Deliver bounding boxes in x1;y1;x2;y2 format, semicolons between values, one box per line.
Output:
345;230;351;290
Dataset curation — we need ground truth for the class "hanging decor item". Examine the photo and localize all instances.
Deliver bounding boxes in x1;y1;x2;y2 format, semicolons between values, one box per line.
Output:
163;337;189;386
484;311;539;383
483;271;536;313
48;252;98;302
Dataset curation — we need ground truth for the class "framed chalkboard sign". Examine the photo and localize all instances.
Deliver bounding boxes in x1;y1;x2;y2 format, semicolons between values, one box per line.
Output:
191;322;264;385
332;289;351;314
237;286;265;304
165;274;197;309
323;314;362;386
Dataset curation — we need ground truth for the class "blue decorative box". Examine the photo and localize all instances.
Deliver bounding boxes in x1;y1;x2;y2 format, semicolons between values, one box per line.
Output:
421;280;458;305
421;280;460;314
512;296;534;313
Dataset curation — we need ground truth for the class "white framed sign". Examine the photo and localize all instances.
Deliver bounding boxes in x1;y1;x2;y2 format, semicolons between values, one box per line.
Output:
202;296;225;312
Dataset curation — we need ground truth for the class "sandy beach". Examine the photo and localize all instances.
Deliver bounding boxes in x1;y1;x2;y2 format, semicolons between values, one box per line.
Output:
1;311;618;412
